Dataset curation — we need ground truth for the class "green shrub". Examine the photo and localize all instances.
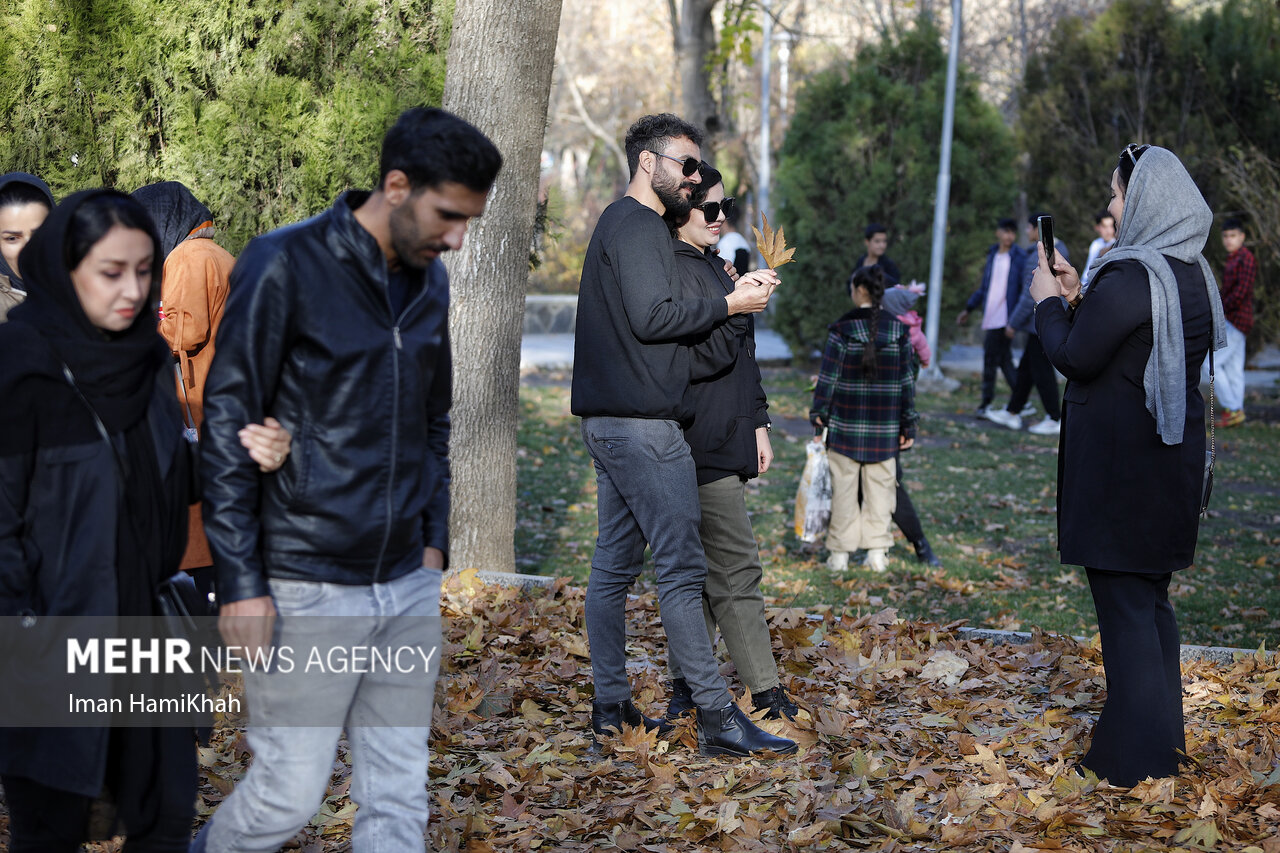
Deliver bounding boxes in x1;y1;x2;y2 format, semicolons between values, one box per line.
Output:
772;20;1018;356
0;0;453;253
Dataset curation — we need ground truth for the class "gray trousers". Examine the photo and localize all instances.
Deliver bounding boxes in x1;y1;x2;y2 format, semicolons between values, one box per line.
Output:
192;566;442;853
580;417;732;710
669;474;780;693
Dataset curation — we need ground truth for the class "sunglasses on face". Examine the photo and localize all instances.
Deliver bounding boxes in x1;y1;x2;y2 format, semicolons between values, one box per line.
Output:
692;196;736;223
649;149;701;177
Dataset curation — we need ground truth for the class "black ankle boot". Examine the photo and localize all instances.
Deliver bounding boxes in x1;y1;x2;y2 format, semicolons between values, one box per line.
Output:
912;537;942;567
591;699;674;740
751;685;799;721
665;678;695;721
696;703;798;757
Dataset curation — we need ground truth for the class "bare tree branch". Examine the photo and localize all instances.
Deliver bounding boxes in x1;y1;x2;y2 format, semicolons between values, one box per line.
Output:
562;58;631;192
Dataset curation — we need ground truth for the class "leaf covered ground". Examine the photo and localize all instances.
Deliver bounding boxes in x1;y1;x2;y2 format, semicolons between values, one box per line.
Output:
4;369;1277;851
198;574;1280;852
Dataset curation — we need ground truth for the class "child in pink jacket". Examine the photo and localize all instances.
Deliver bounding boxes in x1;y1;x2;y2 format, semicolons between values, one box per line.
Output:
882;285;930;368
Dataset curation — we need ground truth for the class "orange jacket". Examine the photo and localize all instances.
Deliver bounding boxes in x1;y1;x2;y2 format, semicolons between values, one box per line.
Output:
159;237;234;570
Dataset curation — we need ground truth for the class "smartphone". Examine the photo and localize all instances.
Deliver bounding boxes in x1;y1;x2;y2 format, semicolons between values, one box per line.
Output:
1038;215;1056;269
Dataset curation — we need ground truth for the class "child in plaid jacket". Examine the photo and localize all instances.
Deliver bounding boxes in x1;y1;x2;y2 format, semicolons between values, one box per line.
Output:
810;266;919;573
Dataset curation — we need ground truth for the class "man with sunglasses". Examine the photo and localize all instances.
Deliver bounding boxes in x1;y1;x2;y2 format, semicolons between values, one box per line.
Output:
571;113;793;758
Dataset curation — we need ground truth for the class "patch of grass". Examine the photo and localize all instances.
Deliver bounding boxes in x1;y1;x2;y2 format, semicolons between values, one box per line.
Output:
515;366;1280;650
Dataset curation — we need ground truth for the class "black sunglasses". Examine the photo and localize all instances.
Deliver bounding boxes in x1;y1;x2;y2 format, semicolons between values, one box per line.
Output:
691;197;736;222
1122;142;1150;168
649;149;701;177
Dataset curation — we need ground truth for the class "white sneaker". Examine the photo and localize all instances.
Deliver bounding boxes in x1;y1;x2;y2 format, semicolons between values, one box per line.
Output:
827;551;849;573
1028;417;1061;436
863;549;888;572
984;408;1023;430
974;404;990;417
1019;403;1037;418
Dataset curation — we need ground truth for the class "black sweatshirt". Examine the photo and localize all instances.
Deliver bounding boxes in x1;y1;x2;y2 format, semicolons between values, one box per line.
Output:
672;241;769;486
571;197;729;422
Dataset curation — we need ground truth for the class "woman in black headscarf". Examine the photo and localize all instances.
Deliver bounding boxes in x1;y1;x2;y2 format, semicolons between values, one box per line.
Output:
0;189;198;849
0;189;293;850
1030;145;1226;787
0;172;55;322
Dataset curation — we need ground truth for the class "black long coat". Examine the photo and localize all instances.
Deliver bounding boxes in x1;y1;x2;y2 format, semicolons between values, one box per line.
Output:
0;322;190;796
1035;258;1212;573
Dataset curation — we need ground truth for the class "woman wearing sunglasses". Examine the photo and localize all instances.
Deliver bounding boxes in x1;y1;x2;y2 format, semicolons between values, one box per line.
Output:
659;166;799;721
1030;144;1226;787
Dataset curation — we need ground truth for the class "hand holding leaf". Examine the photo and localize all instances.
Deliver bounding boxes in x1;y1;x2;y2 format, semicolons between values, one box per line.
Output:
753;214;797;269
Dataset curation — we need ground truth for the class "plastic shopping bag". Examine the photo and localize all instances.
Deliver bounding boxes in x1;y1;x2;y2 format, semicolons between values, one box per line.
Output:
794;436;832;543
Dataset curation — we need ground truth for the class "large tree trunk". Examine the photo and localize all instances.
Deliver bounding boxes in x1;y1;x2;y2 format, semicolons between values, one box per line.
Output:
671;0;721;146
442;0;563;572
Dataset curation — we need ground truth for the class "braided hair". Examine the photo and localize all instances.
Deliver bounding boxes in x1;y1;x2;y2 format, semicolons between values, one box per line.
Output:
849;265;888;378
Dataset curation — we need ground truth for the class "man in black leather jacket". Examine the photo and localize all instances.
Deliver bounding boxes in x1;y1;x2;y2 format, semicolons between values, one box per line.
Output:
193;108;500;853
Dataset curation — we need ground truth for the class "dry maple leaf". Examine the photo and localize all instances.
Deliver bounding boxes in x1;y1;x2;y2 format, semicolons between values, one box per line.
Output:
752;214;796;269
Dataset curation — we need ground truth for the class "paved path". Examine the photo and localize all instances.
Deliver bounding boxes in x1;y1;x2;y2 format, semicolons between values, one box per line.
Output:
523;333;1280;390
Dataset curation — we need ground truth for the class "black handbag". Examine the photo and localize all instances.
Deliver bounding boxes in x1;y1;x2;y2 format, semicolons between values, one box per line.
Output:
155;570;216;639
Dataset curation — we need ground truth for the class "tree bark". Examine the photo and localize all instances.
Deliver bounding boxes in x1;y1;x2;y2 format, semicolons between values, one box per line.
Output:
442;0;564;572
671;0;721;146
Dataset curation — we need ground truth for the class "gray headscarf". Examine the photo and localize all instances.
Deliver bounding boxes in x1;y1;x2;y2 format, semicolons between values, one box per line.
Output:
1089;146;1227;445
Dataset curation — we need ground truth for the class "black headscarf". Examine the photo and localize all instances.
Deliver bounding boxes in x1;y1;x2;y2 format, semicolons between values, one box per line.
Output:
131;181;213;260
4;190;190;837
11;189;170;432
0;171;56;288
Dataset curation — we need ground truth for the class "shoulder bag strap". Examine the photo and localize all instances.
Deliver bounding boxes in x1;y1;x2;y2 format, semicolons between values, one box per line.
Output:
1208;345;1215;462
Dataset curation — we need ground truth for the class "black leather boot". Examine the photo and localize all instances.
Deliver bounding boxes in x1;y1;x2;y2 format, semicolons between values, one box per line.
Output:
697;703;798;757
751;685;799;721
912;537;942;567
591;699;674;740
665;677;695;721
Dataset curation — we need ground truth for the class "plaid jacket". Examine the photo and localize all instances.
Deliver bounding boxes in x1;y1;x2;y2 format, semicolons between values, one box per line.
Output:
810;307;919;463
1222;246;1257;334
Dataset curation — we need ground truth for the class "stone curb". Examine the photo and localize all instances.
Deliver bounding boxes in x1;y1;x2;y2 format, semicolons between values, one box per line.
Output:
455;571;1272;667
955;627;1273;666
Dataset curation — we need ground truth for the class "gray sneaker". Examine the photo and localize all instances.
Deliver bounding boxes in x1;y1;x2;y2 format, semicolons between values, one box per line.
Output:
984;408;1023;430
1028;417;1061;436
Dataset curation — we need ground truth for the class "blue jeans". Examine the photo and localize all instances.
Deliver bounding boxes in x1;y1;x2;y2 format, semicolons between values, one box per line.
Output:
192;566;442;853
580;417;731;710
1200;320;1246;411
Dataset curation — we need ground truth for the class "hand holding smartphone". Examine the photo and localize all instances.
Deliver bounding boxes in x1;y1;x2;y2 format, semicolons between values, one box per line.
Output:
1038;215;1056;270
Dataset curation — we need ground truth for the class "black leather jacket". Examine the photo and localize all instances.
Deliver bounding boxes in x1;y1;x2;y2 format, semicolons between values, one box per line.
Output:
201;192;451;604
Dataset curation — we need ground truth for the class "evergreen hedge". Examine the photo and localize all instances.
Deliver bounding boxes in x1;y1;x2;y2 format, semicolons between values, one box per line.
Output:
1;0;454;253
771;21;1018;357
1021;0;1280;348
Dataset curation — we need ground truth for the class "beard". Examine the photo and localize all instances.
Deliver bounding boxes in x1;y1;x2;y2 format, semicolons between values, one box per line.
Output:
652;167;695;218
389;204;449;270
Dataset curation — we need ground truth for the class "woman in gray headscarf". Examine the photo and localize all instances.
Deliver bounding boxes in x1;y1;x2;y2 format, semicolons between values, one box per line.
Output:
1029;144;1225;787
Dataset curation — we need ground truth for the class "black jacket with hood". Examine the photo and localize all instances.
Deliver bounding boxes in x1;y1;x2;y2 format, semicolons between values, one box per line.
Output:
672;241;769;485
200;191;451;604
